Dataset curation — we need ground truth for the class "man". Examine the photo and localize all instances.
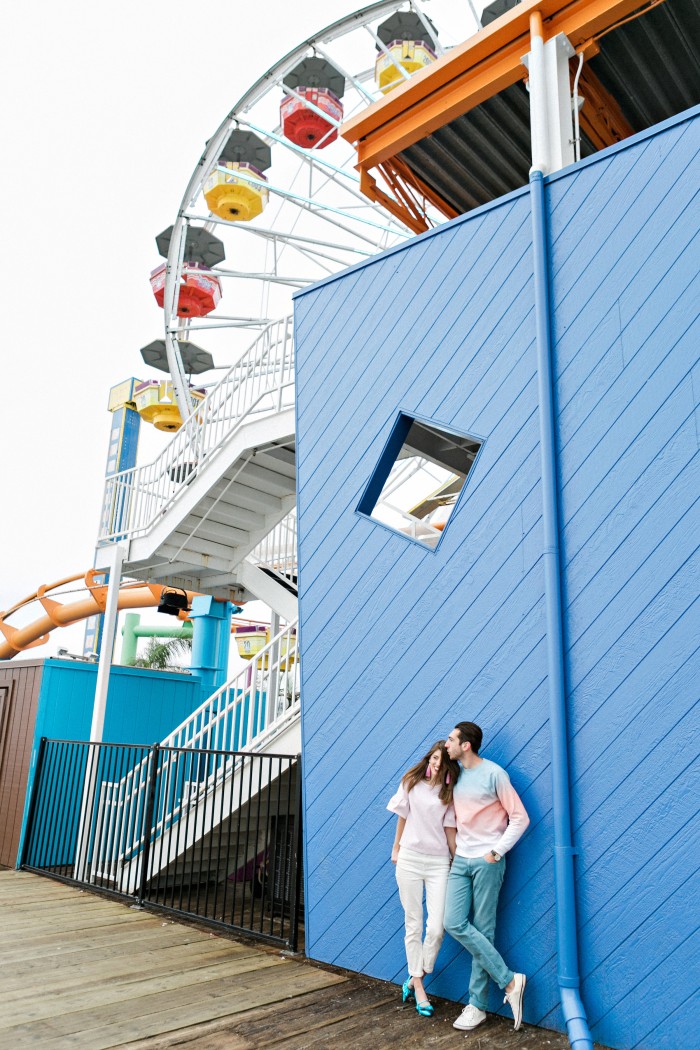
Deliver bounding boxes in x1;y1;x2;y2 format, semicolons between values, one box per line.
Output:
444;721;530;1031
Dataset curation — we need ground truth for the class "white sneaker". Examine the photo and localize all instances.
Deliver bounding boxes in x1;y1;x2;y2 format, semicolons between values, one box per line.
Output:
453;1004;486;1030
504;972;526;1030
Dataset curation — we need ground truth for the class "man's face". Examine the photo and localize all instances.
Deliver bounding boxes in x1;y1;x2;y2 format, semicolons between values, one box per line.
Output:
445;729;464;760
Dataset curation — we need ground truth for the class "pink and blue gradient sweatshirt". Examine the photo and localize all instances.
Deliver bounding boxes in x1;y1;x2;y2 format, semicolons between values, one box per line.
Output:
452;758;529;858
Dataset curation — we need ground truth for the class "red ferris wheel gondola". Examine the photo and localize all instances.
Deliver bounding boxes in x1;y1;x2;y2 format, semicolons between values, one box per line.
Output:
281;57;346;149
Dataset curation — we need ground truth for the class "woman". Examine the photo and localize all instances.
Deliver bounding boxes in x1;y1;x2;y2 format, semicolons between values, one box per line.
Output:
388;740;459;1017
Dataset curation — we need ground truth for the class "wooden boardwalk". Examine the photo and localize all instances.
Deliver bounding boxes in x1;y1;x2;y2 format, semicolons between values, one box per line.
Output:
0;870;601;1049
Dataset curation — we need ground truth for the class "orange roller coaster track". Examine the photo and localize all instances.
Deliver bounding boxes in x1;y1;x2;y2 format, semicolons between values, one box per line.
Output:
0;570;198;661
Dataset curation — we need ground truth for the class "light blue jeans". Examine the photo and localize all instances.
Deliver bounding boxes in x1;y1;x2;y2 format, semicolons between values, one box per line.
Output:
444;855;514;1011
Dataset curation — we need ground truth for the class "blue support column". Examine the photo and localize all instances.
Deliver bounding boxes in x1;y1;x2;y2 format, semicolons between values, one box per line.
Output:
188;596;233;698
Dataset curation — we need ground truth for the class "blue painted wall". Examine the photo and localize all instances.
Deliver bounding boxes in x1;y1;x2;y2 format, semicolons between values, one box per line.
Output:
294;108;699;1050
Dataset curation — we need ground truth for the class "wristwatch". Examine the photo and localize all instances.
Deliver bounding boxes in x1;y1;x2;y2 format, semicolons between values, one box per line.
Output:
490;850;502;861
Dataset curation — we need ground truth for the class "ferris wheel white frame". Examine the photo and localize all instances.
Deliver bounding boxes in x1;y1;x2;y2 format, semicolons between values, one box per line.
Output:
161;0;463;420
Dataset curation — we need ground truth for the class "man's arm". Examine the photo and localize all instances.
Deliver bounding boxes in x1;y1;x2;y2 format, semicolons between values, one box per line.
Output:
492;770;530;856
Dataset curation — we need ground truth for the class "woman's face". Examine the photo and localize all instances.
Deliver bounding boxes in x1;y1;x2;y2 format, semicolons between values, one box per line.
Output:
429;749;443;775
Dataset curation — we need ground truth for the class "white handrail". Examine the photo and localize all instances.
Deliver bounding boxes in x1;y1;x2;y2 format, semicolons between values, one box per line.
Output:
93;619;300;876
98;315;295;544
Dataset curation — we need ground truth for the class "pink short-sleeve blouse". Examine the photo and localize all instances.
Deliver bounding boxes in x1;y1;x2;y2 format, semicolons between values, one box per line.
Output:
387;778;456;857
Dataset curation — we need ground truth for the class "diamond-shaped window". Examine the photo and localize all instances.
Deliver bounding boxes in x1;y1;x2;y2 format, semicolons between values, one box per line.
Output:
357;414;482;549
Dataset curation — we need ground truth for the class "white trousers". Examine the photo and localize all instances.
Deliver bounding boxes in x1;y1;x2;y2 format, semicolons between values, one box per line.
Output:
395;846;450;977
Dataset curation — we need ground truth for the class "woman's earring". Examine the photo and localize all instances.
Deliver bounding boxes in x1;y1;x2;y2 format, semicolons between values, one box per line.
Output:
425;766;432;779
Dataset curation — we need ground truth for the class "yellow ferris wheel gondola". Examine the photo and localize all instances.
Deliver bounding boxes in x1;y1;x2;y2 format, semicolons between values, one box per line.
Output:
375;11;437;94
133;379;205;433
204;130;272;222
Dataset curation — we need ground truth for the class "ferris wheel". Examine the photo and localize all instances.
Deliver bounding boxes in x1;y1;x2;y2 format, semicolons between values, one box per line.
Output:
147;0;477;418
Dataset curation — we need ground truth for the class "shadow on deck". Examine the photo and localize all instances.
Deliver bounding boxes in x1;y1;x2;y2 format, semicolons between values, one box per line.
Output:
0;870;609;1049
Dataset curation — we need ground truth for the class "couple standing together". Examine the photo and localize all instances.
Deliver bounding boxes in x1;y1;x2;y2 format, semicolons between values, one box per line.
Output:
387;721;529;1031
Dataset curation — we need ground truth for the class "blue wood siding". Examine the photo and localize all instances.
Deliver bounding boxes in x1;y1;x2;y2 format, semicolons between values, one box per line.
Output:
294;107;699;1050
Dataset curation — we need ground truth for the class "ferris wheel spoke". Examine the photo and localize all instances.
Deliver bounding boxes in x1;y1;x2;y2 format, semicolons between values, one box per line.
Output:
411;3;446;56
154;1;470;393
240;117;362;186
187;216;374;262
364;24;412;85
285;241;336;275
312;43;378;105
209;162;406;239
169;318;279;332
210;267;310;287
239;115;409;232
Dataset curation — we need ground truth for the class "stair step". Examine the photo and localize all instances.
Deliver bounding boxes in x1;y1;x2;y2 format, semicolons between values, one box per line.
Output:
179;517;251;547
208;480;283;514
237;461;296;497
254;448;296;477
195;504;268;531
169;532;246;561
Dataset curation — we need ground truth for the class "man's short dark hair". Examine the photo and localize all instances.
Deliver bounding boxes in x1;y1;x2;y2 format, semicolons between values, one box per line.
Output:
455;721;483;754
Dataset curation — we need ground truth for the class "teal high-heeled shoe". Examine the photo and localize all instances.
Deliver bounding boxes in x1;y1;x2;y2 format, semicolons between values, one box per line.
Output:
402;977;415;1003
416;999;434;1017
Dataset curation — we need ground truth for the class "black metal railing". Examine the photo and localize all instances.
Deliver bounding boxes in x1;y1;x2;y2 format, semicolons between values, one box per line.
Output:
22;738;303;950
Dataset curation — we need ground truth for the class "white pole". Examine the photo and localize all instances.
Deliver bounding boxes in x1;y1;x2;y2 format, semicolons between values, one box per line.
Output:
542;34;576;172
524;12;551;176
75;544;125;881
268;611;281;724
90;543;125;741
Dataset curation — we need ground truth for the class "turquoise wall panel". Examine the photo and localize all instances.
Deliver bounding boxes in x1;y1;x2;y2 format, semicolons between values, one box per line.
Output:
33;660;202;744
294;108;700;1050
17;661;204;866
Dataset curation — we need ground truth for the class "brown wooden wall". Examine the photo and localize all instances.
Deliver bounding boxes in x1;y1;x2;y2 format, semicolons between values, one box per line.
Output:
0;660;44;869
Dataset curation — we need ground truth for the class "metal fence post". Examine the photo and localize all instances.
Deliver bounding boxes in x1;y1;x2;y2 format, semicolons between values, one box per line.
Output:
288;753;304;952
137;744;160;905
19;737;48;869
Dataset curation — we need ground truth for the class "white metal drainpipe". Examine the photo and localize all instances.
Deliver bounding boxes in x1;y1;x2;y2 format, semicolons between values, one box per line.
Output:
528;12;594;1050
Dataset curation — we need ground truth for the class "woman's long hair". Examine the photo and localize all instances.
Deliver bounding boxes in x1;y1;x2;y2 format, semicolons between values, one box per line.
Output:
402;740;459;805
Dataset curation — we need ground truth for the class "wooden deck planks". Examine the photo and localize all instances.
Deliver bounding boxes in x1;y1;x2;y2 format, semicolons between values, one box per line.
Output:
118;981;582;1050
0;871;344;1050
0;870;608;1050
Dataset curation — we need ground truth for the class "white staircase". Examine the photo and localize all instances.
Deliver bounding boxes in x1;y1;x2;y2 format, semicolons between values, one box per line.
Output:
93;620;300;894
97;317;296;608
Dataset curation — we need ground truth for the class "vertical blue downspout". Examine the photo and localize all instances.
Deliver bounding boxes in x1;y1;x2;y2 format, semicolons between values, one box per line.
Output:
530;169;594;1050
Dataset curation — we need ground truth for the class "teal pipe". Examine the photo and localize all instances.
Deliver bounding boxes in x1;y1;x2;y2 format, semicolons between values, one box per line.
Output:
530;169;594;1050
120;612;193;666
189;596;233;696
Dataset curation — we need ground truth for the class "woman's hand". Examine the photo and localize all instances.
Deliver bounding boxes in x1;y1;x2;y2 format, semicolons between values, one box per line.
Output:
391;845;400;864
484;851;498;863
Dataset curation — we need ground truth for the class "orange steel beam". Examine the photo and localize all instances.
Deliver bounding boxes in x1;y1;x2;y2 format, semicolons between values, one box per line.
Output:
360;155;461;232
343;0;666;169
359;168;429;234
391;155;461;220
576;64;636;149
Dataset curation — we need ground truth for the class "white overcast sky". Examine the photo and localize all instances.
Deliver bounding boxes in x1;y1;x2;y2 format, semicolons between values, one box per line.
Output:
1;1;480;660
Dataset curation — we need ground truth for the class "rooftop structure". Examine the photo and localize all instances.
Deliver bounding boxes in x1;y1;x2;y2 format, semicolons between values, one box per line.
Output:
343;0;700;229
